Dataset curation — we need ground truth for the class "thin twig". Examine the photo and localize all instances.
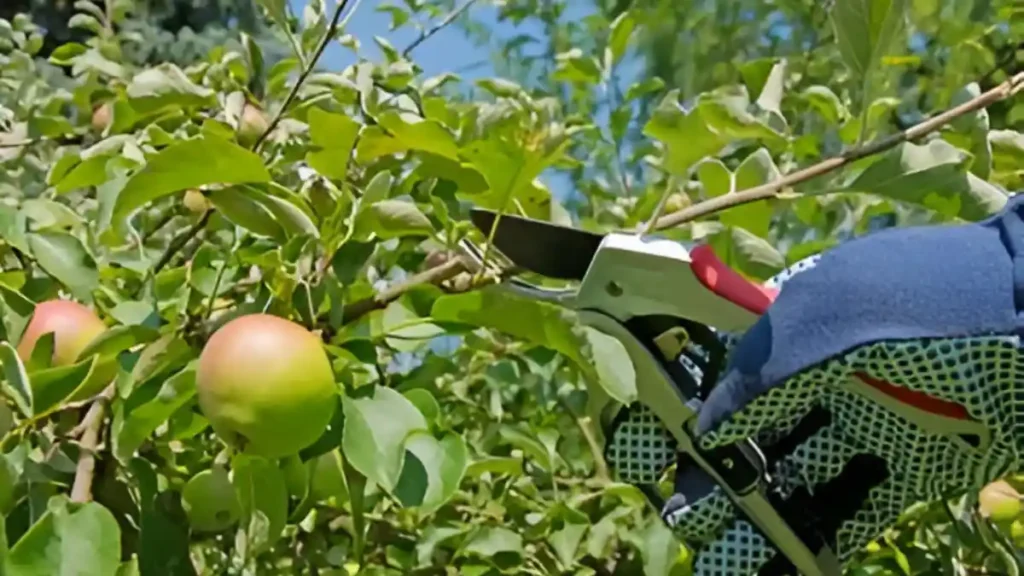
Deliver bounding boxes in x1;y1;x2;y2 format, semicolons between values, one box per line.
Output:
151;210;212;277
340;256;467;324
252;0;360;151
650;71;1024;231
401;0;480;58
70;384;115;503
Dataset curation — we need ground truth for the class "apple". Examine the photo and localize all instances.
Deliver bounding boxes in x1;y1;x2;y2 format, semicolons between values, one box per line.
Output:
183;189;210;213
17;300;106;367
978;479;1022;522
1012;519;1024;548
91;102;112;133
181;466;241;533
236;100;269;148
664;193;691;214
196;314;337;458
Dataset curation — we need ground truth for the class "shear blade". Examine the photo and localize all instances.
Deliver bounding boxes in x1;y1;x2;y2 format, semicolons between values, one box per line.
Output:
469;208;604;280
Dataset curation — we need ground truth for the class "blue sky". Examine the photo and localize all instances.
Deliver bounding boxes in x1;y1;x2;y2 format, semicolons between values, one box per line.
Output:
291;0;591;81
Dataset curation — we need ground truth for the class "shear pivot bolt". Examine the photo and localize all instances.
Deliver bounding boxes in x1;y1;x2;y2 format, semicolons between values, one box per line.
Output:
605;281;623;297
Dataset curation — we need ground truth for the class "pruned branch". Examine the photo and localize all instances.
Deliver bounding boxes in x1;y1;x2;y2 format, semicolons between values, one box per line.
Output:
334;70;1024;328
650;71;1024;231
341;256;468;324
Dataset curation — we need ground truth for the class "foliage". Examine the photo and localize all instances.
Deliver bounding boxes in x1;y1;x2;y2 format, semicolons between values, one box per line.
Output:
0;0;286;66
0;0;1017;575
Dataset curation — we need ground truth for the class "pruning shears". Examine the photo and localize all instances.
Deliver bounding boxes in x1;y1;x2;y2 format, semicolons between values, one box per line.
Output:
458;208;843;576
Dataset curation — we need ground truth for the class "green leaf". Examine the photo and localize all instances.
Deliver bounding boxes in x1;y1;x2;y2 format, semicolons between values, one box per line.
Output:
459;526;524;563
354;199;433;240
460;136;567;219
465;456;524;479
393;431;468;515
342;386;428;492
830;0;909;80
625;77;665;102
231;454;289;552
802;85;849;124
305;107;360;180
549;522;588;569
27;231;99;302
607;11;637;65
27;355;98;416
727;148;781;237
581;327;637;405
637;516;683;576
554;49;602;84
710;227;786;282
432;287;587;368
208;187;286;240
112;367;197;464
0;341;32;417
126;63;217;114
355;111;460;163
844;139;1007;220
245;186;320;238
114;136;271;220
403;388;441;423
127;459;194;576
5;495;121;576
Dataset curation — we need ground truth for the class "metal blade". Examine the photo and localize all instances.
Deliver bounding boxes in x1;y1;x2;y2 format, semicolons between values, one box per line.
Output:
469;208;604;280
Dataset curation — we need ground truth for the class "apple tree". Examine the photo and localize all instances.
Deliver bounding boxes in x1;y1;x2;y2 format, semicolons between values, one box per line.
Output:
0;0;1019;575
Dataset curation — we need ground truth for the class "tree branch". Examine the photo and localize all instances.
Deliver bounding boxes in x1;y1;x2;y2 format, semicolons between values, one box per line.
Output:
402;0;480;58
332;70;1024;329
650;71;1024;231
151;209;212;277
340;256;467;324
70;384;115;503
252;0;361;151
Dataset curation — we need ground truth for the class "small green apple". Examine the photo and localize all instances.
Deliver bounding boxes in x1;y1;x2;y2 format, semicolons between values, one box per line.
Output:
196;314;337;458
182;466;241;533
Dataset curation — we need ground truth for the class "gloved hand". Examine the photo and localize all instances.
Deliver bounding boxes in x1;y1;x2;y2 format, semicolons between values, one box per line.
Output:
608;193;1024;575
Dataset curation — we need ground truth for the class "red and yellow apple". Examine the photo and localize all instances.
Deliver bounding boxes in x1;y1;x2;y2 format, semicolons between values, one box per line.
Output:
196;314;337;459
17;300;106;367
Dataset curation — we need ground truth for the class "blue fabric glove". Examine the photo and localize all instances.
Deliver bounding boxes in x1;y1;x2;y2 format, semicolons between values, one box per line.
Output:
606;193;1024;575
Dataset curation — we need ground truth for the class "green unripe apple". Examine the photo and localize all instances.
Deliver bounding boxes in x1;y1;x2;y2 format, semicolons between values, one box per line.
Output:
17;300;106;367
182;466;241;533
979;480;1022;523
196;314;337;459
1012;519;1024;547
236;100;269;148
